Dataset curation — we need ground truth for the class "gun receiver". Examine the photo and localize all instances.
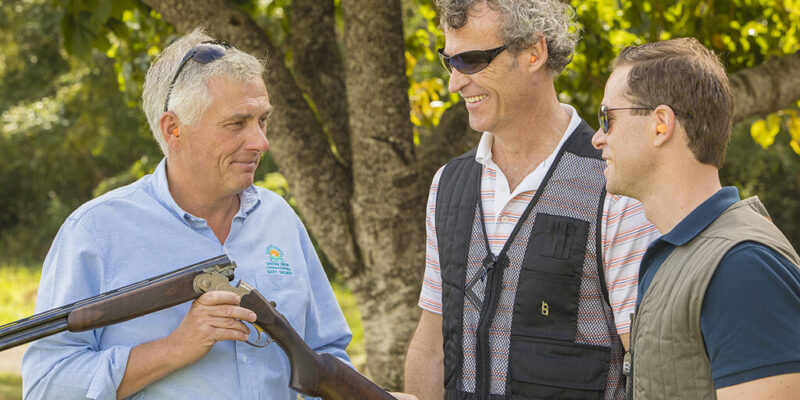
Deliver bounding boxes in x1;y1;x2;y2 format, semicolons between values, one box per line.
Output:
0;255;234;351
0;255;395;400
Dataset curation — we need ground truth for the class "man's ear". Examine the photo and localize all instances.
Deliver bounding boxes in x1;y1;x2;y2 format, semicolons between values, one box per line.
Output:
653;105;676;147
159;112;182;152
528;35;548;71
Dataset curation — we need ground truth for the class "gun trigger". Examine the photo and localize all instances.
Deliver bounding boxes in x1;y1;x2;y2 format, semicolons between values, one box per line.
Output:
244;320;273;348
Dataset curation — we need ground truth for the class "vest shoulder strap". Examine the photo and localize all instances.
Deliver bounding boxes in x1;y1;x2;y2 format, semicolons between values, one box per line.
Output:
436;148;481;267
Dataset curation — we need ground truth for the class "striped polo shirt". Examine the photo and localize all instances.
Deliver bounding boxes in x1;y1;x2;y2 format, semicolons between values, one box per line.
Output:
418;105;658;334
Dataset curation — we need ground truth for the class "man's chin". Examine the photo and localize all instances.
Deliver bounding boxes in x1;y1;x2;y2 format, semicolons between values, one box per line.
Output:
606;182;638;200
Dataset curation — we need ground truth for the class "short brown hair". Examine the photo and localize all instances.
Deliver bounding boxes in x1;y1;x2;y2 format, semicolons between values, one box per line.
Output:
613;38;733;168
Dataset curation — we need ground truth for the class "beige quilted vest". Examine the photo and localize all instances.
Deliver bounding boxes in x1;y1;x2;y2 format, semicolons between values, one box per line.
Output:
628;196;799;399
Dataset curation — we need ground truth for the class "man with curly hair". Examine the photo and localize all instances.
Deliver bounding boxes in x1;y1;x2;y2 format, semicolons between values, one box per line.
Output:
403;1;657;399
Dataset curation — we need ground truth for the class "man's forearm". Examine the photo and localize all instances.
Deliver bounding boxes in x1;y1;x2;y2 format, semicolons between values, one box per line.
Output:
117;337;189;398
716;373;800;400
404;345;444;400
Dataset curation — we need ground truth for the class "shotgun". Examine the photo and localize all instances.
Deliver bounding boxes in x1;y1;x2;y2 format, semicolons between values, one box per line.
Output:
0;255;394;400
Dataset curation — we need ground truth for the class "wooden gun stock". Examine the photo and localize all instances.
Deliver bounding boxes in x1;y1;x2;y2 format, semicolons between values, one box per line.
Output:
239;287;394;400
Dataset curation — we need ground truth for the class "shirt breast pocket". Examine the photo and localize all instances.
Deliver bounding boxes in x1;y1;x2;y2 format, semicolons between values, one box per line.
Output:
252;269;309;331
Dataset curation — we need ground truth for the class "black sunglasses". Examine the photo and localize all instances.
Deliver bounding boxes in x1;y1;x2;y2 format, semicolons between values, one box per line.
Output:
597;105;654;133
437;45;508;74
163;40;233;112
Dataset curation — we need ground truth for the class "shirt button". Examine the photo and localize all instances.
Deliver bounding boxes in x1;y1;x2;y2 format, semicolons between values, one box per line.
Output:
501;216;510;223
241;355;248;362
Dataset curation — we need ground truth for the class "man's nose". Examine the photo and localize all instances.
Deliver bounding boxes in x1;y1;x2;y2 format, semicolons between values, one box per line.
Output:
448;68;468;93
249;124;269;153
591;128;606;150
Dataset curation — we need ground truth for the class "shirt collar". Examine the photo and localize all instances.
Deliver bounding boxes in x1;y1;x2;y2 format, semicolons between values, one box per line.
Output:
660;186;740;246
151;158;261;222
475;103;582;168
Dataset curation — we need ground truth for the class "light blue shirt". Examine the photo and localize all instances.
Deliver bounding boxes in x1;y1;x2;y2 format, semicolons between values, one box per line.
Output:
21;159;352;400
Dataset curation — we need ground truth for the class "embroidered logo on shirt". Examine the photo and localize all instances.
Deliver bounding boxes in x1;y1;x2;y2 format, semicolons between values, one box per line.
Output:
265;245;292;275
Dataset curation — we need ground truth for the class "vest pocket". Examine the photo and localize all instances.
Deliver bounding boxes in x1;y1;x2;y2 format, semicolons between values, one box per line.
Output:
512;270;580;340
514;214;589;340
507;335;609;399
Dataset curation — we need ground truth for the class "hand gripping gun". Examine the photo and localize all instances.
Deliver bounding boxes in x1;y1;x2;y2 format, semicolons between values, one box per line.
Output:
0;255;394;400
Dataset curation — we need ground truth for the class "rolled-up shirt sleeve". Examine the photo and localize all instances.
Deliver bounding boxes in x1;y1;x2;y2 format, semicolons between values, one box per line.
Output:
22;218;132;400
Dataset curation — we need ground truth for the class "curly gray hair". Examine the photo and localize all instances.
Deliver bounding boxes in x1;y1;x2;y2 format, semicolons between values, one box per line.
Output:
142;28;265;156
435;0;579;74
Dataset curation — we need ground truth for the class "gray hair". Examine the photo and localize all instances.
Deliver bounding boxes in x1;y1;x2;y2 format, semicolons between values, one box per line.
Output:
435;0;579;75
142;28;265;156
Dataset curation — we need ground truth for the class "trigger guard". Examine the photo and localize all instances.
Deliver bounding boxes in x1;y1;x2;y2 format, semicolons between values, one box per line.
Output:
243;320;273;348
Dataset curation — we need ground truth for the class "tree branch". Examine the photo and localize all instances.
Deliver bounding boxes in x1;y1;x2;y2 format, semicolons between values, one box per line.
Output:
730;51;800;123
417;102;480;186
139;0;362;276
289;0;352;167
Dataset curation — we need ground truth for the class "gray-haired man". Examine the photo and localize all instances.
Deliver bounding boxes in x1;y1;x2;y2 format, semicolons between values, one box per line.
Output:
22;29;352;399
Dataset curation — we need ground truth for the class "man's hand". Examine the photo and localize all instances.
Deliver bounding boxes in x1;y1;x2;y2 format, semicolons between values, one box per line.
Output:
165;290;258;365
117;290;257;398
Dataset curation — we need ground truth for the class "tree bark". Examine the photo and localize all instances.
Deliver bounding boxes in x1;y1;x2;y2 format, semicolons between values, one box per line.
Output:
341;0;426;385
289;0;352;167
730;51;800;123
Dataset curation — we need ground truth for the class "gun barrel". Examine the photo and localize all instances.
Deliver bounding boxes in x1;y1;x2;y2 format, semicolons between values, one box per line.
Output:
0;255;234;352
0;316;69;352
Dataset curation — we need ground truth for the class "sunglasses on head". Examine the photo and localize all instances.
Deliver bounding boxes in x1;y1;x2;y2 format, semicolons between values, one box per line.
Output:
437;45;508;74
597;104;654;133
163;40;233;112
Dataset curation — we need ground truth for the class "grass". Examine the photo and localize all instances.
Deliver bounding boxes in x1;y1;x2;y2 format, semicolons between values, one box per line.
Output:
0;265;366;398
0;374;21;400
0;266;40;325
0;265;38;400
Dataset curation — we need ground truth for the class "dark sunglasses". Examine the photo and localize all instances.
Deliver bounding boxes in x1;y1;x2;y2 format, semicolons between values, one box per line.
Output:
437;45;507;74
597;104;654;133
163;40;233;112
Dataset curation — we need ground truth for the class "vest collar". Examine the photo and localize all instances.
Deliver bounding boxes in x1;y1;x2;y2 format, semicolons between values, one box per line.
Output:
661;186;740;246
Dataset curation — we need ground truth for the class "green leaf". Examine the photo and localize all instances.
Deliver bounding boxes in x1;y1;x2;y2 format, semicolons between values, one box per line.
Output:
750;117;780;149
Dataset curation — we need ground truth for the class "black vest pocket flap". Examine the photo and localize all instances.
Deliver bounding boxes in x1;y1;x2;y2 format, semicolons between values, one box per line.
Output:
524;213;590;276
509;336;610;395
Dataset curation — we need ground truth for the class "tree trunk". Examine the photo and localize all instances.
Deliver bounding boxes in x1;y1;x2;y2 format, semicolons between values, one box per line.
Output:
341;0;427;385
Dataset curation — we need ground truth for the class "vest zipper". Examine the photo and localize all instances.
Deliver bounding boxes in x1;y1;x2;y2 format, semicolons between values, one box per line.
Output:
475;253;504;400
